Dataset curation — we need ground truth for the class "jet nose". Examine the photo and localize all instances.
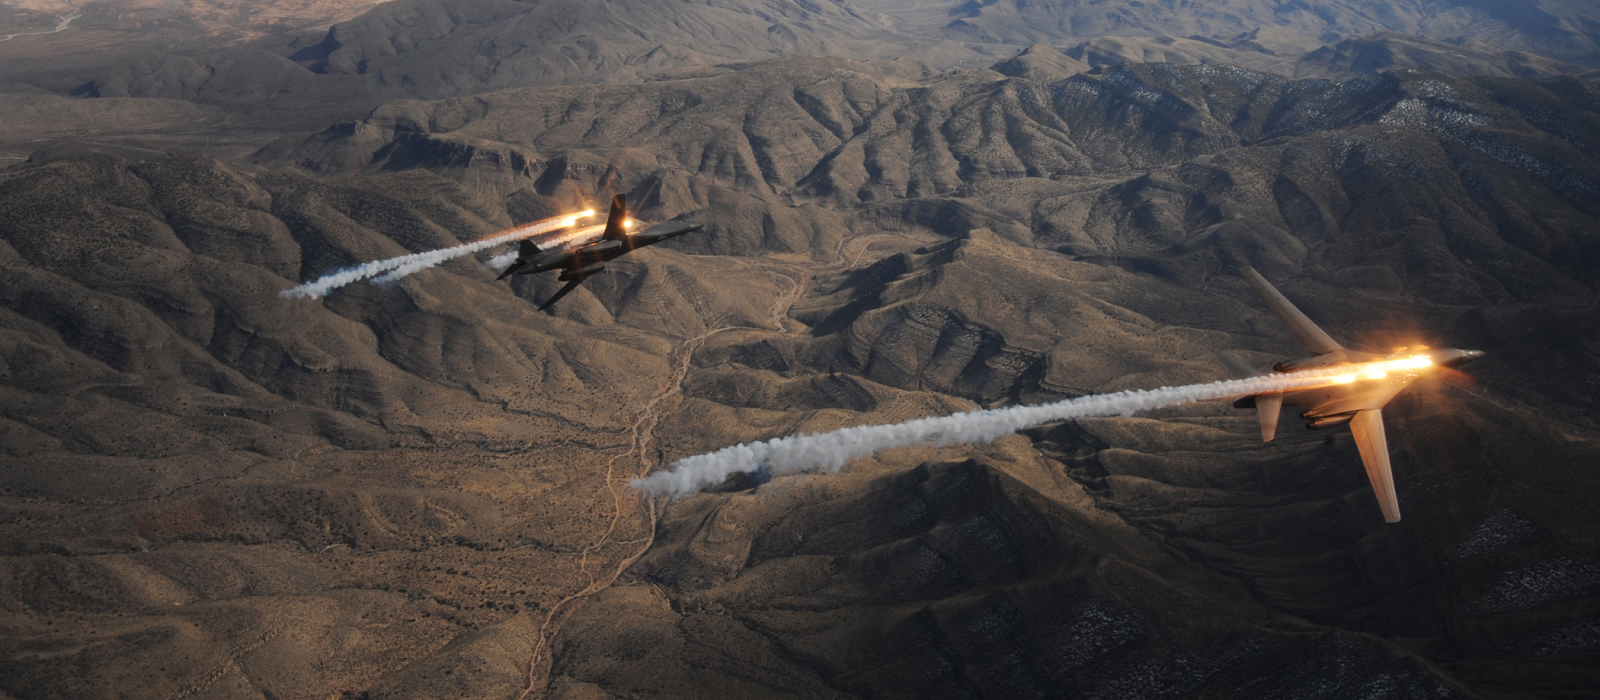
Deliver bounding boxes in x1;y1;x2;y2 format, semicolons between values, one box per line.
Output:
1440;349;1485;368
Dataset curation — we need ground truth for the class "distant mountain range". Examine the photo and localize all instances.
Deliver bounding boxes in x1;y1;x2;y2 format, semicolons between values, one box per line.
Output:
2;0;1597;137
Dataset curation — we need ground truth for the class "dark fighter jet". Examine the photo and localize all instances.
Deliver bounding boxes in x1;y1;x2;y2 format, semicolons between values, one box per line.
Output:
1218;267;1484;523
496;194;704;310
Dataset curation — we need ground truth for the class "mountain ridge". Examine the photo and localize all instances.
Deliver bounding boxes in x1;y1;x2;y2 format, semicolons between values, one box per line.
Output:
3;1;1600;698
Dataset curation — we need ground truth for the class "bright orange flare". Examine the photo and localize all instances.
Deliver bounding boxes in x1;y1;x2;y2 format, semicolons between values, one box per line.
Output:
469;209;598;244
1307;356;1432;389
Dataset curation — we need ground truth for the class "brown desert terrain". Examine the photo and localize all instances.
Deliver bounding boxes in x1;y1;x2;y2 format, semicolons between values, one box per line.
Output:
1;1;1599;698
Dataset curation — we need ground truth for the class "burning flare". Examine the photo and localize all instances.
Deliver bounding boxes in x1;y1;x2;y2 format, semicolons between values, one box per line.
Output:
279;209;596;299
632;356;1436;497
481;218;645;273
483;224;607;273
1328;356;1433;384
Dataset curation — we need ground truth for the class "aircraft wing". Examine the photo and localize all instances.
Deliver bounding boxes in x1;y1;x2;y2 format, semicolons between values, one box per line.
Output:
1216;350;1257;378
1348;409;1401;523
1241;267;1343;355
538;279;583;311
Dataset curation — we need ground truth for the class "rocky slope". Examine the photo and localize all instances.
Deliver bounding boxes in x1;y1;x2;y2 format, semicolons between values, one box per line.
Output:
874;0;1600;61
3;50;1599;698
5;0;1600;155
0;147;803;698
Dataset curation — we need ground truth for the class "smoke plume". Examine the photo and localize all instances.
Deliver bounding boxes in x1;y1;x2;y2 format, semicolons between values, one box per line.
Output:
478;224;607;276
280;213;587;299
631;360;1427;497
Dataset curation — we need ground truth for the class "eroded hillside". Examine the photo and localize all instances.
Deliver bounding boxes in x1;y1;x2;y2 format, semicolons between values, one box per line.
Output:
2;52;1598;698
4;0;1600;165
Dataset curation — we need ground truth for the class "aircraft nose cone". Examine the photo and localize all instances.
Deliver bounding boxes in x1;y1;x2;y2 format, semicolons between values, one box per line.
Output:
1440;349;1485;368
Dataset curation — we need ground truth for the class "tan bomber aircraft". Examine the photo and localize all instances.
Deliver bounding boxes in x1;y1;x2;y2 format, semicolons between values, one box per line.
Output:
1219;267;1484;523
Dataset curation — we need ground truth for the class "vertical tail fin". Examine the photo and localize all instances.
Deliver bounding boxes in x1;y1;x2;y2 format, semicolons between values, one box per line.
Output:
518;239;540;257
601;194;628;241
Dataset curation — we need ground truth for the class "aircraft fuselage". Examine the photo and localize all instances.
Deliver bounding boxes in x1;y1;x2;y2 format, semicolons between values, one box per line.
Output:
1278;347;1484;421
1224;266;1485;522
495;194;705;310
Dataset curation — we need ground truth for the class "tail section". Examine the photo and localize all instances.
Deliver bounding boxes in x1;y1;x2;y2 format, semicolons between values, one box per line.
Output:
1254;394;1282;442
601;194;629;241
496;239;545;281
1217;351;1282;442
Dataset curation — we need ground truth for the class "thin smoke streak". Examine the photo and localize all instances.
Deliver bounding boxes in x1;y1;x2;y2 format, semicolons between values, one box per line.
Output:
479;225;607;275
631;361;1422;497
279;214;586;299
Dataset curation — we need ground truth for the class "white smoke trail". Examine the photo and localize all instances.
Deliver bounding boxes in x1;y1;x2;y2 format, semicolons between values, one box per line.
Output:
477;224;608;276
484;249;522;272
631;358;1433;497
280;212;592;299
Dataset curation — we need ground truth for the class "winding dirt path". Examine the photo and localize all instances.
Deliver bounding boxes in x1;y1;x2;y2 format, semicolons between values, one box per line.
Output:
513;324;759;700
0;0;79;43
514;235;899;698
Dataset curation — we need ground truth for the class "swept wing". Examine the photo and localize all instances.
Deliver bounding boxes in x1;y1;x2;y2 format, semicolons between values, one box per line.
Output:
1241;266;1342;355
1348;410;1401;523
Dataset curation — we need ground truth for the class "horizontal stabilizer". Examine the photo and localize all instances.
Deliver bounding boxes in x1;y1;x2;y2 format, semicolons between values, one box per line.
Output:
1241;267;1343;355
1349;409;1401;523
1217;352;1279;441
497;239;545;280
1256;393;1282;442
